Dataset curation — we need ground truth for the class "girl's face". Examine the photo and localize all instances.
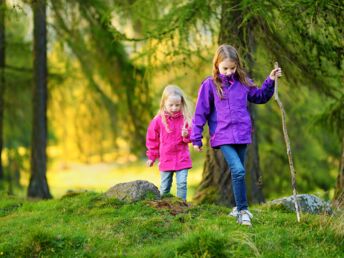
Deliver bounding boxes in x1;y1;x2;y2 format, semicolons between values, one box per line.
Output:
218;58;237;76
165;95;182;114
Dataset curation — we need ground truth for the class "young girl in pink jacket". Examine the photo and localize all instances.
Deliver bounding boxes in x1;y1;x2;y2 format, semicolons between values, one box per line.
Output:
146;85;192;201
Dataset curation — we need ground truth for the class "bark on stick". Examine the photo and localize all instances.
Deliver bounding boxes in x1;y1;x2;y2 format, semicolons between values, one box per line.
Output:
274;62;301;222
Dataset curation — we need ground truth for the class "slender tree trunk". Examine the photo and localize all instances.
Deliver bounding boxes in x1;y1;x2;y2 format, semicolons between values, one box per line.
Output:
28;0;51;199
194;0;265;205
334;136;344;206
11;149;21;187
0;0;5;180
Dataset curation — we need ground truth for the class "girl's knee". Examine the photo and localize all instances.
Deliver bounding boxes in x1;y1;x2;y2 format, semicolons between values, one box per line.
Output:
232;168;245;180
177;182;187;190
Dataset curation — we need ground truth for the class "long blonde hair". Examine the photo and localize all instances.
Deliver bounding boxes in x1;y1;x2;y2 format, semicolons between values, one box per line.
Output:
158;85;192;132
212;44;255;98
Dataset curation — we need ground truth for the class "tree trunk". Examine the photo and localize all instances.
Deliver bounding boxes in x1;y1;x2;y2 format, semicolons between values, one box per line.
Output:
194;0;265;205
244;18;265;204
246;104;265;203
334;136;344;206
194;0;236;206
28;0;51;199
0;0;5;180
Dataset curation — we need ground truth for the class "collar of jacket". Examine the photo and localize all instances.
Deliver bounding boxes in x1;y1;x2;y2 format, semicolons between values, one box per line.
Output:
164;111;182;119
219;73;235;87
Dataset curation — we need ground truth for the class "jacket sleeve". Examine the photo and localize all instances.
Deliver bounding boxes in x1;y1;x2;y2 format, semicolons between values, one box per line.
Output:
182;123;192;143
247;76;275;104
191;79;213;147
146;117;160;161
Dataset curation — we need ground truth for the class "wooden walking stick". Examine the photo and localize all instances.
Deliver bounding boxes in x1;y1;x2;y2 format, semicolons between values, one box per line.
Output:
273;62;301;222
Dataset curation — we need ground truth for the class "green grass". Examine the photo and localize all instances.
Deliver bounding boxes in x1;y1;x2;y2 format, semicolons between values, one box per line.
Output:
0;192;343;257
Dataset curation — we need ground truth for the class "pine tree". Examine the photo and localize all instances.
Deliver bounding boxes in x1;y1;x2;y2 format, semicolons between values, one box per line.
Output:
28;0;51;199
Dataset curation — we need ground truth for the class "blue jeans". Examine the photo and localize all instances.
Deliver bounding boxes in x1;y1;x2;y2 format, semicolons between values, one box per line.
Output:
220;144;248;211
160;169;188;200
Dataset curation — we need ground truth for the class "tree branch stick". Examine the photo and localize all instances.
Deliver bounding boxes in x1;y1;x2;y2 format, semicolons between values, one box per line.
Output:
274;62;301;222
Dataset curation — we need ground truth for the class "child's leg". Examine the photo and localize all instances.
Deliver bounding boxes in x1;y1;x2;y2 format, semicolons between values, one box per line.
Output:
236;144;247;165
160;171;173;197
175;169;188;201
220;144;248;211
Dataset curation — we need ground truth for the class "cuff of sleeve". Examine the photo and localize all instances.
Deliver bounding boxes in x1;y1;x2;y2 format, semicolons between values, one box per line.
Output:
147;153;158;162
267;76;275;84
266;77;275;89
192;140;203;147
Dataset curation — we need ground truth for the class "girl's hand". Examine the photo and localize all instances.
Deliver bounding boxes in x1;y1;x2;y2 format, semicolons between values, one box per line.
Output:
193;145;203;152
182;128;189;137
269;67;282;80
146;159;154;167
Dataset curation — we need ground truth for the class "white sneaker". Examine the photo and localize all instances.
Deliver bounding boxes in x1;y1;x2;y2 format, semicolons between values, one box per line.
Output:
229;206;238;217
237;210;253;226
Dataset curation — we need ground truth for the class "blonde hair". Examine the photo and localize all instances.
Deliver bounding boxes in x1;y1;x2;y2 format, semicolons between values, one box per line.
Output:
212;44;255;98
158;85;192;132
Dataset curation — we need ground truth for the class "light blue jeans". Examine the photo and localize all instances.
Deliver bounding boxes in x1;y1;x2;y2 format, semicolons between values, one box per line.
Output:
220;144;248;211
160;169;188;200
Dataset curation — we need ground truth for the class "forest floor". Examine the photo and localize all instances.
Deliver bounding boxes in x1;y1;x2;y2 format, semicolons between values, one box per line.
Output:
0;192;343;257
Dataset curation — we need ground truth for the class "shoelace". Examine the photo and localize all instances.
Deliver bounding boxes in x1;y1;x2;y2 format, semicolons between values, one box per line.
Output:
241;210;253;218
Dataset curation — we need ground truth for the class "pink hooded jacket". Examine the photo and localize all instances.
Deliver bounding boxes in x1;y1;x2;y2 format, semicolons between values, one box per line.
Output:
146;111;192;172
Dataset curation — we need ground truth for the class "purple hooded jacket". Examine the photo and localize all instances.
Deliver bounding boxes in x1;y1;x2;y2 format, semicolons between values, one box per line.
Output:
191;75;275;148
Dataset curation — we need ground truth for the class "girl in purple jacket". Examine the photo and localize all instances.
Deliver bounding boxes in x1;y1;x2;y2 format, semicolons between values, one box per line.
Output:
146;85;193;201
191;45;282;226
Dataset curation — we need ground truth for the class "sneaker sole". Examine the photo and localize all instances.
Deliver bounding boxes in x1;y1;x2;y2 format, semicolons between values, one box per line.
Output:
241;221;252;226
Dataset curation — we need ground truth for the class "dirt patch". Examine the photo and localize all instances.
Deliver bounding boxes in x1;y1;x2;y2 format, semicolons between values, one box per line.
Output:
146;199;191;215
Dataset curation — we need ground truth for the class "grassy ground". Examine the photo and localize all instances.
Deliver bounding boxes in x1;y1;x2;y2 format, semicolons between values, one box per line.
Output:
0;192;343;257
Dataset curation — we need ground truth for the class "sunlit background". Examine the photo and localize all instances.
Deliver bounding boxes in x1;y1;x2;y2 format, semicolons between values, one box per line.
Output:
1;0;342;202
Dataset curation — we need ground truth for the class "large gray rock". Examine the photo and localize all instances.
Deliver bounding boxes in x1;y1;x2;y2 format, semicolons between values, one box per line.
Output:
270;194;332;214
105;180;160;202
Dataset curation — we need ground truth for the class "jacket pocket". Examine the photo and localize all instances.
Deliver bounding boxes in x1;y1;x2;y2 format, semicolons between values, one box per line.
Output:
232;108;251;140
